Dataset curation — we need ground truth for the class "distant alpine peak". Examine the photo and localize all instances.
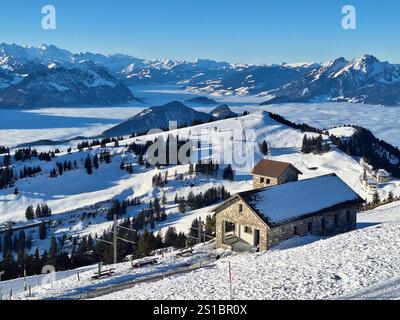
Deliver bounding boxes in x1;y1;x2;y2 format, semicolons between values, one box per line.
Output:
39;44;49;50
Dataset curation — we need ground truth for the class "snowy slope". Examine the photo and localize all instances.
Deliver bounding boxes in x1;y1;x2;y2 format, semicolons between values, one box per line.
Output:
3;110;398;228
11;199;400;300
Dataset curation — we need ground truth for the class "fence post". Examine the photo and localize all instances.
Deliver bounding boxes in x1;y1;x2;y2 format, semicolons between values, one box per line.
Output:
24;268;27;291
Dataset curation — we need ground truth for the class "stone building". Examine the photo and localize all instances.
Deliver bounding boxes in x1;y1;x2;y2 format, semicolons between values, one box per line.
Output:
214;173;364;252
376;169;391;184
251;159;302;189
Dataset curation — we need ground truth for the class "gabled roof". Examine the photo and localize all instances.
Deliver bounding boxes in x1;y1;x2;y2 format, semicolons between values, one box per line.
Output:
214;174;364;227
377;169;390;177
251;159;302;178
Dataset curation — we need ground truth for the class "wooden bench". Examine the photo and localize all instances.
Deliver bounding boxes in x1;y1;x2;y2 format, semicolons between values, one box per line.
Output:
91;268;115;279
176;248;193;258
132;258;158;269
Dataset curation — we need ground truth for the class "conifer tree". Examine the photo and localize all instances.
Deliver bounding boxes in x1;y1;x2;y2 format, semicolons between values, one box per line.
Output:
372;191;380;205
25;205;35;220
39;222;47;240
84;155;93;175
223;164;234;181
261;140;269;155
93;154;99;170
387;191;394;203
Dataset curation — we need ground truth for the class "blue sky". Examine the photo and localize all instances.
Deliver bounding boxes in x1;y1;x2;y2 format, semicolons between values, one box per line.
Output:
0;0;399;64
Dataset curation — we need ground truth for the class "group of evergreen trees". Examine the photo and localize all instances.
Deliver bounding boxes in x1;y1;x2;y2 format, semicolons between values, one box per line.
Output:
330;126;400;178
19;166;42;179
301;134;331;154
83;152;112;175
0;166;15;189
0;145;9;155
77;137;122;151
1;228;33;257
194;160;219;177
14;148;55;162
174;186;231;213
133;197;168;230
2;153;11;166
0;206;218;282
50;160;77;178
152;171;169;187
269;113;323;134
187;215;216;246
362;191;400;211
1;163;42;190
104;198;141;221
0;229;67;281
25;203;52;220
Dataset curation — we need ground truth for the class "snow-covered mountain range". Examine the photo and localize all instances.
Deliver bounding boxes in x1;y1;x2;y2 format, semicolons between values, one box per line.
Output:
0;43;135;107
261;55;400;105
1;43;400;107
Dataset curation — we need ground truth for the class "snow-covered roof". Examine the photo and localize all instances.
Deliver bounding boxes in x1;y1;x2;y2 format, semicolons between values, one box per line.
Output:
377;169;390;177
237;174;363;226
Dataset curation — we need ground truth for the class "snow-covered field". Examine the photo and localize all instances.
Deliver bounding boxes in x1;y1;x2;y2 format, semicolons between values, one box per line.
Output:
7;199;400;300
96;225;400;300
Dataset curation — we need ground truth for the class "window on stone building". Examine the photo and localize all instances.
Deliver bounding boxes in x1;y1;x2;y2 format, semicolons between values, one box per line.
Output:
322;218;327;230
334;214;339;227
346;211;352;223
260;177;265;184
266;179;271;184
244;226;252;234
294;226;300;236
307;222;313;233
239;204;243;213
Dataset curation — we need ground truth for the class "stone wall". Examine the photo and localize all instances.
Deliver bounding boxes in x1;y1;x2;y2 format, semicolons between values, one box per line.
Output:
216;198;358;252
252;174;278;189
267;207;357;247
216;197;269;251
278;167;299;184
252;167;299;189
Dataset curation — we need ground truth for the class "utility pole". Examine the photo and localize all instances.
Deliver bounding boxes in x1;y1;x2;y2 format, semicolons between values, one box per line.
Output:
198;217;202;244
96;215;137;266
113;214;117;265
